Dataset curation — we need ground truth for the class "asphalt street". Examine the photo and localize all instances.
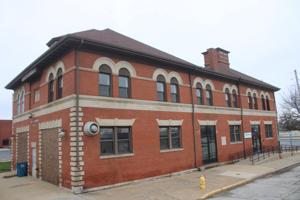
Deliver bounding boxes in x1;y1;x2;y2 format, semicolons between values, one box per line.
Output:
209;165;300;200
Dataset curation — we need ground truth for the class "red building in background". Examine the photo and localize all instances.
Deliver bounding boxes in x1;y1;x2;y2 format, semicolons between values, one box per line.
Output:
0;120;12;147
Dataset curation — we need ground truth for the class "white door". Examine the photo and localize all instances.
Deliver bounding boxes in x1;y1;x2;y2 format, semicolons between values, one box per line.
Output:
32;147;37;178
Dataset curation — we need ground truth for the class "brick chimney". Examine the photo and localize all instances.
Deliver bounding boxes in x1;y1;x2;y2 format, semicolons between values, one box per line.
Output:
202;47;230;70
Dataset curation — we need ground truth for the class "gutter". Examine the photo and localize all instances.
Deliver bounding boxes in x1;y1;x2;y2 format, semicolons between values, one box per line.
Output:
237;78;246;158
189;72;198;168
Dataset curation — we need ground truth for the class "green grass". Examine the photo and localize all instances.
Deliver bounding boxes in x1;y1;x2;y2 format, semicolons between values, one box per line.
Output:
0;162;11;172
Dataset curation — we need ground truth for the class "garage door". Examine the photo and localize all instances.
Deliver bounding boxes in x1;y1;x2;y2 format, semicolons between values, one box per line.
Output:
17;132;28;163
41;128;59;185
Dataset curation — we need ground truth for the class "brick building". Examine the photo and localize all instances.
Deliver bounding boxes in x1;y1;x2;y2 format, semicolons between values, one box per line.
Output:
6;29;279;193
0;120;12;148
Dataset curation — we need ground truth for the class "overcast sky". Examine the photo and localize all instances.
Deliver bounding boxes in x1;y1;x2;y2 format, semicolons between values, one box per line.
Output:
0;0;299;119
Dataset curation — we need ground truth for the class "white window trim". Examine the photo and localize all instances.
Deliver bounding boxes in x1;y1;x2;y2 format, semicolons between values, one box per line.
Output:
16;125;29;134
228;120;242;125
198;120;217;126
264;121;273;125
39;119;62;130
96;118;135;127
156;119;183;126
250;121;261;125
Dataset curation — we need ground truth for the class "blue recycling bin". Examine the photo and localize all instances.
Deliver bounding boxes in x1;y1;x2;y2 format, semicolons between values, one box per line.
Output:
16;162;28;177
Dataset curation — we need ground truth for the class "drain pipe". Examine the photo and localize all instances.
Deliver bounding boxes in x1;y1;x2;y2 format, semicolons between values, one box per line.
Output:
189;72;198;168
75;39;84;169
273;94;282;158
237;78;246;159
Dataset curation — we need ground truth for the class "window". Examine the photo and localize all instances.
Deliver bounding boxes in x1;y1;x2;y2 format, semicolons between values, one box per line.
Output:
225;88;231;107
48;73;54;102
20;91;25;113
261;95;266;110
17;94;21;114
232;89;238;108
2;139;9;146
196;83;203;105
118;68;130;98
266;96;270;111
157;75;166;101
247;92;253;109
159;126;181;150
99;64;112;97
170;77;179;103
230;125;241;143
56;68;63;99
253;93;258;109
205;85;213;106
100;127;131;156
34;89;40;103
265;124;273;138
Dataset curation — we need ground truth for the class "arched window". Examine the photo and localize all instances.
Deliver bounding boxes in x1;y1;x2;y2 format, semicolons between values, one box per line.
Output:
56;68;63;99
157;75;166;101
119;68;130;98
21;91;25;113
225;88;231;107
247;92;253;109
99;64;112;97
232;89;238;108
170;77;179;103
261;95;266;110
253;93;258;109
205;85;213;106
17;94;21;114
266;96;270;111
48;73;54;102
196;83;203;105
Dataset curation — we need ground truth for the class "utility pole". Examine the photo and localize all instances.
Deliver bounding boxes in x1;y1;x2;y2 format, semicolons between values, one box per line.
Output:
295;69;300;97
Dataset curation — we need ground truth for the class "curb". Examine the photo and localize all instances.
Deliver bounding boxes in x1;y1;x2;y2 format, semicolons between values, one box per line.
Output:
199;161;300;199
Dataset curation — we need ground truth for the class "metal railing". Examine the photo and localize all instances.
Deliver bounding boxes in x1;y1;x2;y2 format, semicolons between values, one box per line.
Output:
229;145;300;165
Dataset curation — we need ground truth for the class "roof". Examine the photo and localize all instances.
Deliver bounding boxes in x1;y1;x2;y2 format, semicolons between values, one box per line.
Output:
204;66;278;90
47;29;197;67
6;28;279;91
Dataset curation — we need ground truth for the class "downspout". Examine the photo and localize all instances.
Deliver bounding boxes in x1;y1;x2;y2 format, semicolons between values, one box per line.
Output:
189;72;198;168
237;78;246;158
75;39;84;168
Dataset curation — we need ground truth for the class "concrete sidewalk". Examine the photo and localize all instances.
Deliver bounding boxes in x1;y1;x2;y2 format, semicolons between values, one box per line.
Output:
1;152;300;200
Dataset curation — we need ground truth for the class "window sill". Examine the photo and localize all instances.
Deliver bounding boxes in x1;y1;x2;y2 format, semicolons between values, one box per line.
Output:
100;153;134;159
160;148;184;153
230;141;243;144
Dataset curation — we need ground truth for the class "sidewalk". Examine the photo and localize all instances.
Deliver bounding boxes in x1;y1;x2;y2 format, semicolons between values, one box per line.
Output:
0;152;300;200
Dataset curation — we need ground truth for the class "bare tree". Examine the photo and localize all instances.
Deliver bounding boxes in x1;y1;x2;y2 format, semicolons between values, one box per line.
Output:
279;87;300;131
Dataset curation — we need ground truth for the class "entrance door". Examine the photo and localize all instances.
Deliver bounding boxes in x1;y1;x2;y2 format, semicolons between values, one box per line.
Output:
41;128;59;185
201;125;217;164
251;125;261;154
32;147;37;178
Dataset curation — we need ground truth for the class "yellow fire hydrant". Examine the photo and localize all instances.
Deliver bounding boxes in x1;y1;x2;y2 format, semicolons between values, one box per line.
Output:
199;175;206;190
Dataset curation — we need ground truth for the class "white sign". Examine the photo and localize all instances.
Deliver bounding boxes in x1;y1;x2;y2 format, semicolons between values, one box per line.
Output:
221;136;227;146
244;132;252;139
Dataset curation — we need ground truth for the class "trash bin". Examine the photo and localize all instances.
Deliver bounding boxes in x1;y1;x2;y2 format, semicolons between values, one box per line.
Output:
16;162;28;177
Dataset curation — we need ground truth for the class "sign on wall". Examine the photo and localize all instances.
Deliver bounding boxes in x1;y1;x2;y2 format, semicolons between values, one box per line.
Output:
221;136;227;146
244;132;252;139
